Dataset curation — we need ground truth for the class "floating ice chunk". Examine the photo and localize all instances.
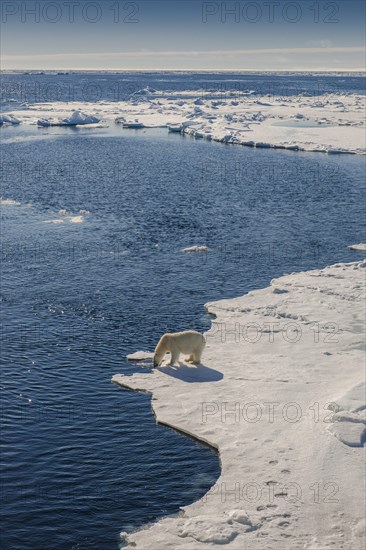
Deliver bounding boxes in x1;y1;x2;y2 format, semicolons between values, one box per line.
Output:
182;245;208;253
69;215;84;223
0;198;21;206
37;110;100;127
37;119;52;127
0;114;21;125
122;120;145;128
348;243;366;251
64;111;100;125
167;123;183;133
46;210;85;224
126;351;154;361
44;219;65;224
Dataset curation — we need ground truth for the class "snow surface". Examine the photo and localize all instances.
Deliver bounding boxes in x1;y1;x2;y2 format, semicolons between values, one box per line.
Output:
113;260;366;549
8;90;366;154
328;382;366;447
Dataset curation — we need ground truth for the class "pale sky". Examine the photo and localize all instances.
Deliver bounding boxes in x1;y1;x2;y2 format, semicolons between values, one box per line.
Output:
1;0;365;71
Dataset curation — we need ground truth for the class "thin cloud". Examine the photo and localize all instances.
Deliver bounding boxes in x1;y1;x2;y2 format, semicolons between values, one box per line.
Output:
2;47;365;61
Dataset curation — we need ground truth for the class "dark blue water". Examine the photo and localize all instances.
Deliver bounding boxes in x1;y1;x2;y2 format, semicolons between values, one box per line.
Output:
1;70;365;108
1;73;366;550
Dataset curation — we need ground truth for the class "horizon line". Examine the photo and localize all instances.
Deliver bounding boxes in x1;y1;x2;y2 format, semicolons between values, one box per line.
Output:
2;68;365;73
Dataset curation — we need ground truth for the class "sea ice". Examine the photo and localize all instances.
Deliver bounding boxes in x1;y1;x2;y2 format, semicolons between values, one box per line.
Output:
113;259;365;549
0;198;21;206
37;110;100;127
10;87;366;154
126;351;154;361
0;114;20;125
69;215;84;224
348;243;366;251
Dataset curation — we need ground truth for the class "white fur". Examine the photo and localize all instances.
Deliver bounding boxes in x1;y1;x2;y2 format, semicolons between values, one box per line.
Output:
153;330;205;367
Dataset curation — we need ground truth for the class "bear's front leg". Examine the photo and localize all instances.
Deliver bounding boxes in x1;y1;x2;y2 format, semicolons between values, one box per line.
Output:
186;354;194;363
169;351;180;366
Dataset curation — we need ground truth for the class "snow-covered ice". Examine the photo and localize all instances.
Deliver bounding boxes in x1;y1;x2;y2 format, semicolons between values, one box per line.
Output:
0;198;21;206
37;110;100;127
121;120;145;128
126;351;154;361
0;114;21;125
7;89;366;154
348;243;366;251
43;209;89;224
327;382;366;447
69;215;84;224
113;259;366;549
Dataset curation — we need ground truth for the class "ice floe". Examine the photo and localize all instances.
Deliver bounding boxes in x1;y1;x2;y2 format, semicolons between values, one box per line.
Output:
37;110;100;127
113;259;365;549
182;246;209;253
0;198;21;206
121;120;145;129
69;215;84;224
7;88;366;154
126;351;154;361
0;114;21;125
44;209;90;224
348;243;366;251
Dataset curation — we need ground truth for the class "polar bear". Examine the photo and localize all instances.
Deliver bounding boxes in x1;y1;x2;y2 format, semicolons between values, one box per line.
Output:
153;330;205;367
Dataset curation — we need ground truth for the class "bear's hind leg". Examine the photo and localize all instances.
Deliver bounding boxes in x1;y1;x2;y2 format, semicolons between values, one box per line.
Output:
191;351;202;365
192;341;205;364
